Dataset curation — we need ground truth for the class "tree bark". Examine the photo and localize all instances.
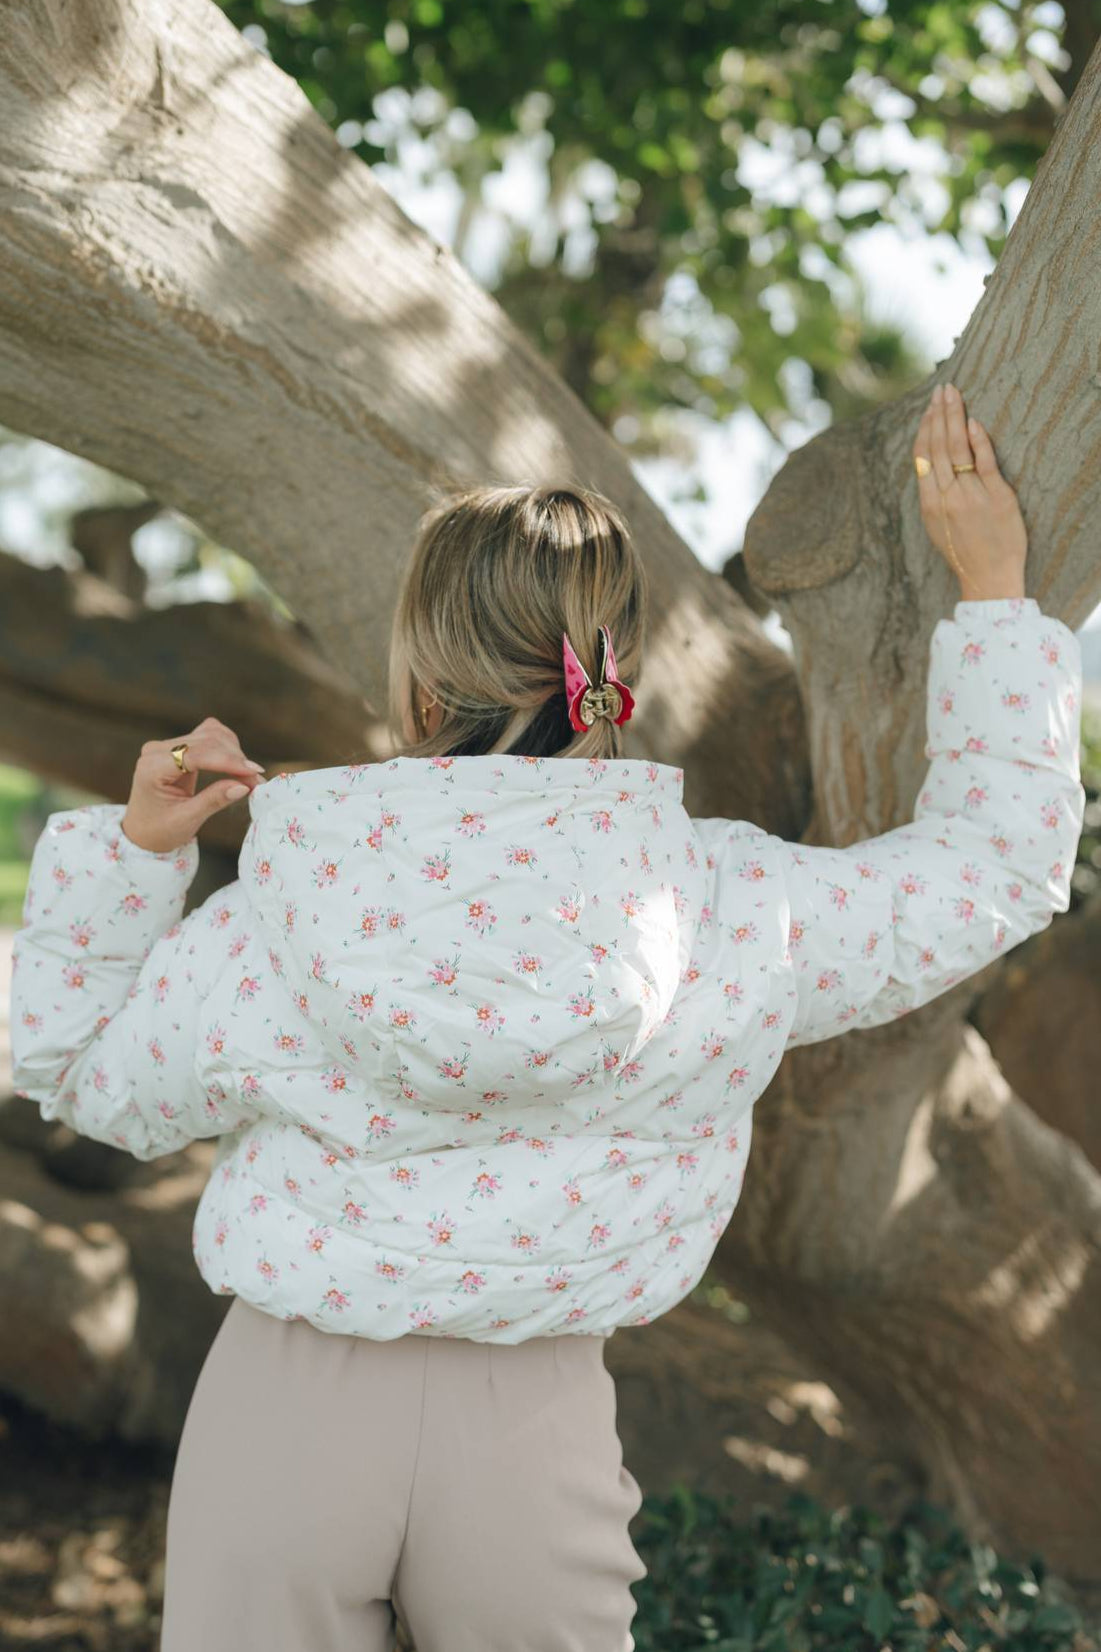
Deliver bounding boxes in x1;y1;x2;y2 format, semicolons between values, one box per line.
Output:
732;36;1101;1579
1;0;1100;1578
0;0;808;839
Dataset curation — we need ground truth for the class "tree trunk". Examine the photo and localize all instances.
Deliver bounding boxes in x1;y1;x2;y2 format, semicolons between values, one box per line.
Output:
1;0;1100;1577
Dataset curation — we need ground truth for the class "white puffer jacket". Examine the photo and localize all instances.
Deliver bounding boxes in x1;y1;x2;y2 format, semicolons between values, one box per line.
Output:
10;597;1085;1342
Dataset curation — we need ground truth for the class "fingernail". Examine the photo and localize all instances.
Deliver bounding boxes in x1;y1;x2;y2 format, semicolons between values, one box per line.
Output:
945;382;957;399
245;759;265;771
226;783;249;800
933;384;943;401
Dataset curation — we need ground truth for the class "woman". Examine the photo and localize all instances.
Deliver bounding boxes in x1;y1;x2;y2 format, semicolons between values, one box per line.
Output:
9;383;1085;1650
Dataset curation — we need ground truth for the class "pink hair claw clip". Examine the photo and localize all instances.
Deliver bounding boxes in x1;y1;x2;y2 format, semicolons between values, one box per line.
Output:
562;625;636;733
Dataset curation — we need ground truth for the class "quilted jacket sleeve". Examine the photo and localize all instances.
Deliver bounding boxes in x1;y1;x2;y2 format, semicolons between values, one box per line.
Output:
700;596;1086;1050
9;801;258;1160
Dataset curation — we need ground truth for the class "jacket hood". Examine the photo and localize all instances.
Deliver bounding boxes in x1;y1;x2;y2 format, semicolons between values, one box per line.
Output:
240;754;700;1117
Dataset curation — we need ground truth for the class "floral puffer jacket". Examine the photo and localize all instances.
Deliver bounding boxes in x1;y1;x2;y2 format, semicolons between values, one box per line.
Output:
10;597;1085;1342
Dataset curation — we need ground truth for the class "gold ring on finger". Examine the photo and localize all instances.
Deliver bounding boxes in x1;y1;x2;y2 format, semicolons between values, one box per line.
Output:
952;462;976;473
170;743;191;774
914;455;932;477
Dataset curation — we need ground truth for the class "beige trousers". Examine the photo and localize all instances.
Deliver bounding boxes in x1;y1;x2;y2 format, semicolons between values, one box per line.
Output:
160;1297;647;1651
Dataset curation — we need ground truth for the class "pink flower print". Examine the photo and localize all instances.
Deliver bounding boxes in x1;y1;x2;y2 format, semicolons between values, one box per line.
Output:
430;756;455;770
254;856;273;885
455;809;487;838
898;870;927;897
862;931;882;960
69;921;93;950
309;952;335;985
953;896;976;924
286;1178;303;1200
1001;688;1031;714
692;1113;718;1141
473;1002;505;1036
562;1176;582;1206
62;962;86;991
1040;801;1063;831
620;1058;644;1084
285;818;310;848
228;932;249;961
606;1145;629;1169
639;843;652;874
366;1110;396;1141
363;823;384;852
739;859;767;883
380;808;401;831
283;901;298;934
20;1009;43;1034
236;973;261;1005
410;1305;439;1329
545;1266;572;1294
274;1030;305;1056
619;890;643;920
439;1054;468;1082
587;1222;611;1250
789;918;806;949
828;883;850;911
322;1066;348;1093
675;1150;700;1176
250;1194;268;1215
917;946;935;971
511;1229;541;1253
51;863;75;893
989;833;1012;859
589;941;610;966
214;1220;229;1248
506;845;538;868
375;1257;407;1284
389;1005;417;1032
428;957;459;989
725;1128;741;1154
586;757;609;779
320;1150;341;1170
306;1225;333;1253
427;1212;457;1246
120;889;150;918
147;1037;167;1067
389;1163;420;1190
961;640;985;666
681;959;701;986
359;908;383;940
725;1066;750;1092
322;1287;351;1312
471;1170;502;1199
568;988;596;1020
465;898;498;936
964;785;989;810
525;1049;552;1071
591;809;615;834
1007;881;1024;902
342;1199;366;1225
964;735;988;757
206;1024;227;1056
555;893;582;925
513;951;542;978
658;1087;684;1111
701;1032;725;1062
815;968;842;994
458;1268;487;1295
313;858;341;889
762;1009;782;1030
422;850;451;884
722;979;744;1008
347;989;376;1021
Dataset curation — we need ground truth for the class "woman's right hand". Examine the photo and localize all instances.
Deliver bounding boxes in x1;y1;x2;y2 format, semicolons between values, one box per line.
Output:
913;381;1028;601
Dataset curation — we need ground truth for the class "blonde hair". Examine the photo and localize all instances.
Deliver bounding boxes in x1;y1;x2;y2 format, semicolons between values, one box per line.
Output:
386;483;648;761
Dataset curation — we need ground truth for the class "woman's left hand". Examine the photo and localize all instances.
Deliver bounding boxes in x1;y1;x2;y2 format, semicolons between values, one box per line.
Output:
120;717;266;854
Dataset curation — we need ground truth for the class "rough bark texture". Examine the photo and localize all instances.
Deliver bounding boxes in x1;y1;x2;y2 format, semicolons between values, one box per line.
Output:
1;0;1100;1580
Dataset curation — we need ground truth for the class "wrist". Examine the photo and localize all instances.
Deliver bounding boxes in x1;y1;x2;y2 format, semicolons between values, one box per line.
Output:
957;583;1027;603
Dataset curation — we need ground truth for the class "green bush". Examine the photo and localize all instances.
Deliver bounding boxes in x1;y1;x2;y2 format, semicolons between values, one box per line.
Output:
629;1486;1097;1652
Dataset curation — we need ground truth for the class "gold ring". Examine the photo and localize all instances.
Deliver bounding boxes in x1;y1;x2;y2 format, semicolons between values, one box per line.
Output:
170;743;191;774
914;456;932;477
952;462;976;473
